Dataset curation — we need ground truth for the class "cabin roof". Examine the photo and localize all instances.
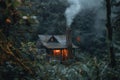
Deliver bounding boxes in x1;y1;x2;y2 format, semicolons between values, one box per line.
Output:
38;35;77;49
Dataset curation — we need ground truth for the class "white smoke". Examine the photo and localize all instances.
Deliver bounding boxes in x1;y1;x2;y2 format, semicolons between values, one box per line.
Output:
65;0;103;27
65;0;81;27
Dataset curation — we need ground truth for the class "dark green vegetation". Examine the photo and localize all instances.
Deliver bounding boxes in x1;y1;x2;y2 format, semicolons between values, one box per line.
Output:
0;0;120;80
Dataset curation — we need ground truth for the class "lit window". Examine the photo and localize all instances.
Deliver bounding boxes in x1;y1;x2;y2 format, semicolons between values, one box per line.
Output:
62;49;68;57
53;50;61;55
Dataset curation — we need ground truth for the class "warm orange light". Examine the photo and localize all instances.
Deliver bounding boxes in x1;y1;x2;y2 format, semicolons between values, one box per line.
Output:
53;49;68;60
62;49;68;57
77;36;80;42
53;50;61;55
6;18;11;24
55;50;60;53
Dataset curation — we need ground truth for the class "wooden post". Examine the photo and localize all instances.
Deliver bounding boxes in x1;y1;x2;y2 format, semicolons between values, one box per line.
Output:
60;49;62;62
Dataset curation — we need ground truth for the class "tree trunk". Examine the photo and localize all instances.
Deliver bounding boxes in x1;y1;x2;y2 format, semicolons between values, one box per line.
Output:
106;0;116;67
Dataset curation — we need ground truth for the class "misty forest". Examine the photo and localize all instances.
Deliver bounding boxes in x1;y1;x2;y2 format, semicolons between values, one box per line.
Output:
0;0;120;80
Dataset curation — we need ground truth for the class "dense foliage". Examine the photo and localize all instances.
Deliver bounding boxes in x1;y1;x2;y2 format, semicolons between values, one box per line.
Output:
0;0;120;80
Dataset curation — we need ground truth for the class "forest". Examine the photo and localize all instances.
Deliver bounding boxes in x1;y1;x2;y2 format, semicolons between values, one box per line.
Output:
0;0;120;80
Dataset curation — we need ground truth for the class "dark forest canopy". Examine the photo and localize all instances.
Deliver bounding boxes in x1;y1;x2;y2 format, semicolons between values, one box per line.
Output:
0;0;120;54
0;0;120;80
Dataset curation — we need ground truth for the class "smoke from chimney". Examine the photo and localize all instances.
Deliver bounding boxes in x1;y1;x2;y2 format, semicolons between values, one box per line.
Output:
65;0;81;27
64;0;104;58
65;0;103;28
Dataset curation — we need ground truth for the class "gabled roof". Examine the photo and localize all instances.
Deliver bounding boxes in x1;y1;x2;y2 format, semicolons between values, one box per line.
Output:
38;35;77;49
47;35;59;43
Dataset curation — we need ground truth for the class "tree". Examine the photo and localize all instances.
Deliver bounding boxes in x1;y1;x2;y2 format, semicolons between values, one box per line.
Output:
0;1;34;79
105;0;116;67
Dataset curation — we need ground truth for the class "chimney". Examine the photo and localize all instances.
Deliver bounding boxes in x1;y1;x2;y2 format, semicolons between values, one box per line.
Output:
66;27;72;59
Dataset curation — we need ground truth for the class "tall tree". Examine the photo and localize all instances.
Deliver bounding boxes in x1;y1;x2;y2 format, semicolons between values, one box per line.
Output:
105;0;116;67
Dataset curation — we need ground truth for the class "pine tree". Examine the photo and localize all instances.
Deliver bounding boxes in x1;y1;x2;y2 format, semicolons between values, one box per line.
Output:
106;0;116;67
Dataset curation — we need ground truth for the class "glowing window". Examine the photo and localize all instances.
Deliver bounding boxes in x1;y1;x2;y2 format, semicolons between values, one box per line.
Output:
62;49;68;57
53;50;61;55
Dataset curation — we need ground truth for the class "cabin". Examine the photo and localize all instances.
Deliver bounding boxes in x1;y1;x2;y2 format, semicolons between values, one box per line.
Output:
37;27;78;61
37;34;78;61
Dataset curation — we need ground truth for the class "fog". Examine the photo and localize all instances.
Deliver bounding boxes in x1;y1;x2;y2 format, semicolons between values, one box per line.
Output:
65;0;106;37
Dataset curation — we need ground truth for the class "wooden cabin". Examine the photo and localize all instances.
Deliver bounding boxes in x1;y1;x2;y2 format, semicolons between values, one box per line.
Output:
37;34;78;61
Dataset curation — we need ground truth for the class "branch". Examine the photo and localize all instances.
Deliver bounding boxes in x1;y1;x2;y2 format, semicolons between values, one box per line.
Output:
0;31;33;74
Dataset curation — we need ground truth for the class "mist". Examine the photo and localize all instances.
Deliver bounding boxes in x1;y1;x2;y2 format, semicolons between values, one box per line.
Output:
65;0;106;37
65;0;81;27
